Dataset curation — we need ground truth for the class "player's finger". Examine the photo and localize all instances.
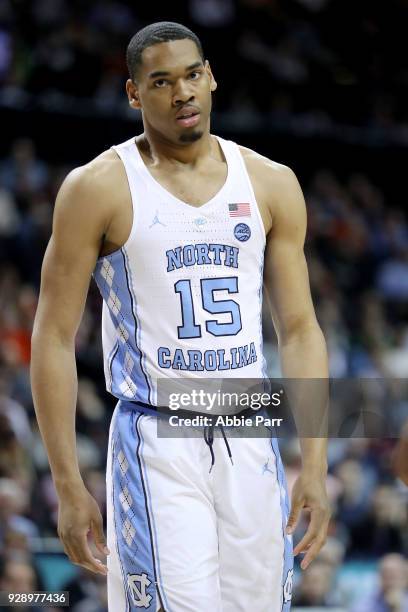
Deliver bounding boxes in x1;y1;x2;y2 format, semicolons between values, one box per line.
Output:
299;534;327;570
64;531;108;574
58;528;79;563
292;508;323;555
90;515;110;556
60;538;77;564
74;558;107;575
294;506;329;557
293;530;317;556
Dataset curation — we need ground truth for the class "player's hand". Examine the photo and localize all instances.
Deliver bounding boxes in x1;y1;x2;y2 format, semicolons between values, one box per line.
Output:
57;483;109;575
285;471;330;570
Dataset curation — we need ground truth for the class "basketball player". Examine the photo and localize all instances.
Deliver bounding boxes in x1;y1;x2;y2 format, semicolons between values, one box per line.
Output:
31;22;330;611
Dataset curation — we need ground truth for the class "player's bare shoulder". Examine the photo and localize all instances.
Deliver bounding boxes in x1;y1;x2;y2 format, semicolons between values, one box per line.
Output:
239;145;298;202
239;144;288;175
57;149;126;223
53;148;131;254
239;145;305;234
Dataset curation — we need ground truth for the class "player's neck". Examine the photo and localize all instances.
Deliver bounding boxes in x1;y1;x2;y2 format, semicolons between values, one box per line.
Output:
140;126;213;166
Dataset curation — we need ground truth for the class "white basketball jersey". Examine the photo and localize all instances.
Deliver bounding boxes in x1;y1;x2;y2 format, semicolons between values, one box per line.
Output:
93;135;267;405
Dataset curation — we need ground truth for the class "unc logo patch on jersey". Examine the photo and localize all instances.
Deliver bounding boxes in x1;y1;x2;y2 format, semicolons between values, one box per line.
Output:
234;223;251;242
283;568;294;603
127;573;152;608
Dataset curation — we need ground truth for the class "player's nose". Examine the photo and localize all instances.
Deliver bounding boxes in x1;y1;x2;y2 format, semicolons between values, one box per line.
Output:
172;79;195;106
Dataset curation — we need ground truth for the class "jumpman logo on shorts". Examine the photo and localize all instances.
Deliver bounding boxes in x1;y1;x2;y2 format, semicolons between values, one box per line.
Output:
262;458;274;475
149;210;166;228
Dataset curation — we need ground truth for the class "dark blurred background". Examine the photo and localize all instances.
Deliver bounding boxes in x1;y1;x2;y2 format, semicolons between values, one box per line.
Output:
0;1;407;610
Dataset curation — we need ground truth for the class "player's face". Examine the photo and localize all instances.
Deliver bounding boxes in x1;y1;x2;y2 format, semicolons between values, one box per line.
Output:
127;39;217;144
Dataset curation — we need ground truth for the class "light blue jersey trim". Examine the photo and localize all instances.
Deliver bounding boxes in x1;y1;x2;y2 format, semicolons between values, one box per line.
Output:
136;415;171;612
122;247;156;405
110;410;130;612
93;250;151;403
111;405;159;611
270;436;294;610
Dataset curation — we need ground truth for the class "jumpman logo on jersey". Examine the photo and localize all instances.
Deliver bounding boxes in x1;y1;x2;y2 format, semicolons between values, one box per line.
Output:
262;458;274;475
149;210;166;228
194;217;207;227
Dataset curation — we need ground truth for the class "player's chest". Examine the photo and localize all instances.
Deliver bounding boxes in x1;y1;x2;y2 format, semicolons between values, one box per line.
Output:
147;165;228;207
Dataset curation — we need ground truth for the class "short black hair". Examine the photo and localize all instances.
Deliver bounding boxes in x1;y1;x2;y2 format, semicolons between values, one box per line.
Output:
126;21;205;81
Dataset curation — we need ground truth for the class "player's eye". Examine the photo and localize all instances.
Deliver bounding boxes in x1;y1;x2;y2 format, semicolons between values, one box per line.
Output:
154;79;168;88
189;71;201;80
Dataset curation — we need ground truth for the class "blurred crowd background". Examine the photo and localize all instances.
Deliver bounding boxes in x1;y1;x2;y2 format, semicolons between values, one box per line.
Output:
0;0;407;611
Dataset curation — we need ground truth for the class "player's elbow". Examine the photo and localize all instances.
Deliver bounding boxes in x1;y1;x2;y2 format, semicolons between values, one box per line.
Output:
31;315;76;355
278;315;324;347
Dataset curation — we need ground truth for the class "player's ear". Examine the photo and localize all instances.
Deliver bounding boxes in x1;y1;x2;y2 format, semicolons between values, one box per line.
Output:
126;78;142;110
205;60;217;92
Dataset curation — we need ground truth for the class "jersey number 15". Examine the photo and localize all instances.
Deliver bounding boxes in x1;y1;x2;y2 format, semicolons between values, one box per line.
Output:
174;277;242;339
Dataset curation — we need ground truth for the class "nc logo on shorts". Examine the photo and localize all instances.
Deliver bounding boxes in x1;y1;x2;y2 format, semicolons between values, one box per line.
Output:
234;223;251;242
127;573;152;608
283;568;294;603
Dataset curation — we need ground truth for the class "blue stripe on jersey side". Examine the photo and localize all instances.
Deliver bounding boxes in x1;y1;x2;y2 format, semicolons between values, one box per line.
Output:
136;415;171;612
110;411;130;612
112;405;158;611
122;247;155;405
270;436;294;611
93;252;150;403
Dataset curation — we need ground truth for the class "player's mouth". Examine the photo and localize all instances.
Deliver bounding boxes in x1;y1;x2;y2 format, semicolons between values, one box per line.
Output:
176;107;200;127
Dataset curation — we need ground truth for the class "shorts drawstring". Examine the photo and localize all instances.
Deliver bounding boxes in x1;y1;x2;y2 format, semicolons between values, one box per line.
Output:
204;424;234;473
220;425;234;466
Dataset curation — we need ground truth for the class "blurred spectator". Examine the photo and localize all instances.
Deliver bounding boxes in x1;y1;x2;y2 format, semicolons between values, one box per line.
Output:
0;140;48;196
335;459;374;529
0;555;37;591
0;188;19;238
0;555;42;612
292;561;344;607
0;413;32;487
63;567;108;612
0;478;39;548
351;554;408;612
347;485;407;558
377;249;408;302
0;0;407;138
381;326;408;378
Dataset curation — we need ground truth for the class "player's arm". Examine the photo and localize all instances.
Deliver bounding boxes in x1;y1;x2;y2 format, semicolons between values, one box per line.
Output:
31;164;112;574
262;163;330;569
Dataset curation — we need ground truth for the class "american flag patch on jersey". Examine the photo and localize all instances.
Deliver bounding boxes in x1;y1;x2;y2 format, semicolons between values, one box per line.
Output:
228;202;251;217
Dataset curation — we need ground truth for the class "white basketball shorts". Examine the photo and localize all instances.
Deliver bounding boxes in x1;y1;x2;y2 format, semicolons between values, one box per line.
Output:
106;401;293;611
